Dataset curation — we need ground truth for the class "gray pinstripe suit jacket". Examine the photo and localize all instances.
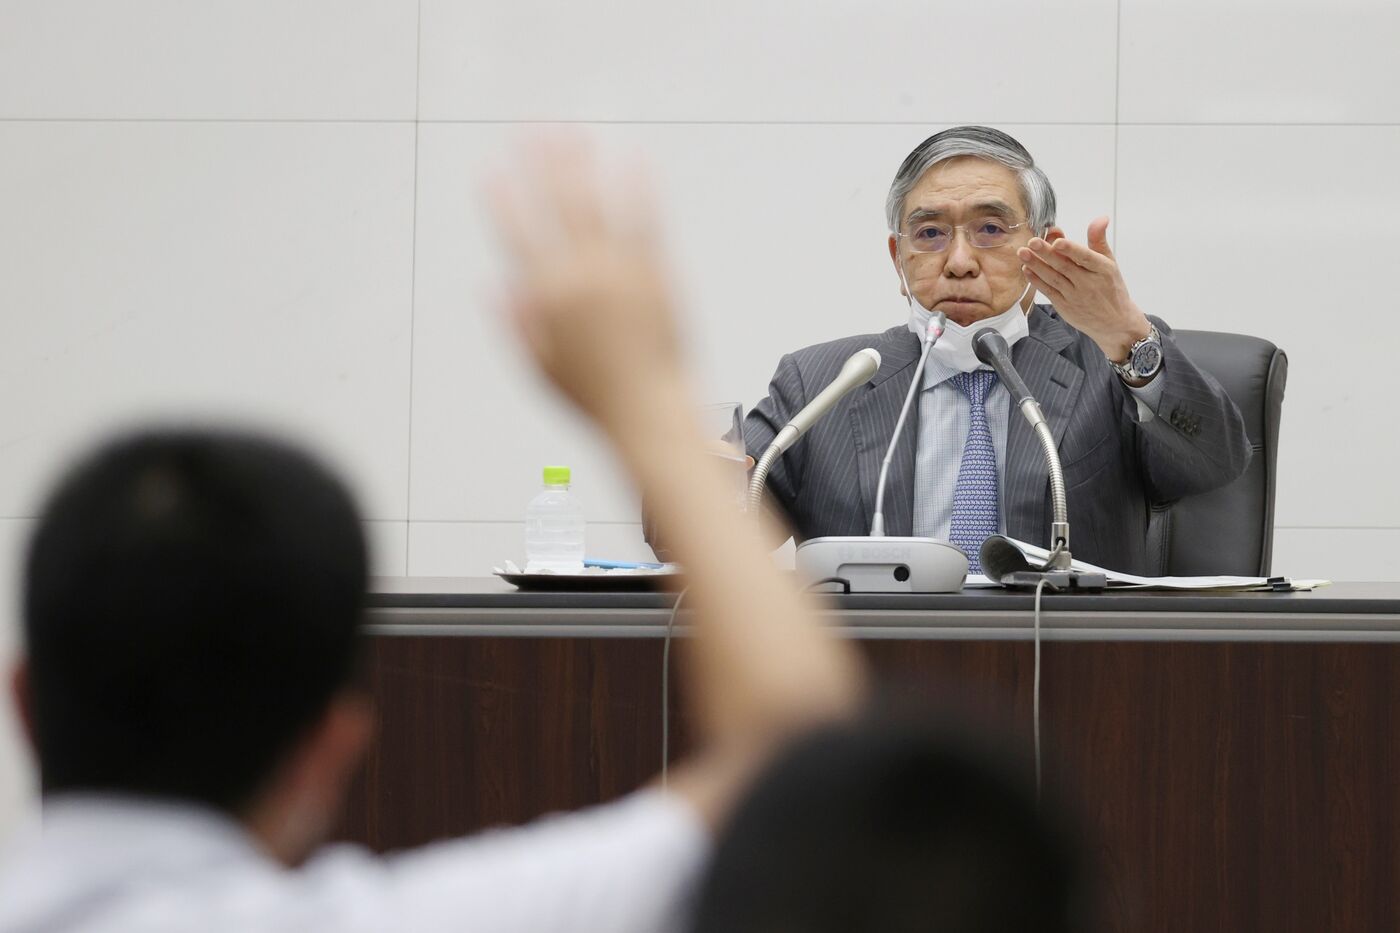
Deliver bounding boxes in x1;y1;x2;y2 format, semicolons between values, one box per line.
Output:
745;305;1251;576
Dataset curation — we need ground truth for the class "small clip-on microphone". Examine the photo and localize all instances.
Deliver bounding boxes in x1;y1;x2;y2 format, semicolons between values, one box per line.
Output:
970;328;1105;591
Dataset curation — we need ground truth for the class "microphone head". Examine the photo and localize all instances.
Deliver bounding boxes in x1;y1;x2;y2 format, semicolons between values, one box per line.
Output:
781;346;885;441
841;347;882;382
925;311;947;342
972;327;1009;366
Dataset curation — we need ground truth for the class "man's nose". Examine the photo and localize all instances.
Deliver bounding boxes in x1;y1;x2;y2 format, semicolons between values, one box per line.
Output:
943;230;979;277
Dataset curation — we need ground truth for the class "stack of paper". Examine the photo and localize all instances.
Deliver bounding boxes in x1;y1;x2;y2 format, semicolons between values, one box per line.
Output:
987;537;1329;592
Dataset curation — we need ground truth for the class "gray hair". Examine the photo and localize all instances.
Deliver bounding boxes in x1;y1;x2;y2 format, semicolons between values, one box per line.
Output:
885;126;1056;236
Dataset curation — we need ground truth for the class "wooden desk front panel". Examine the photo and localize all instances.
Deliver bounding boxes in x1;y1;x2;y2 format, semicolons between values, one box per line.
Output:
336;636;1400;933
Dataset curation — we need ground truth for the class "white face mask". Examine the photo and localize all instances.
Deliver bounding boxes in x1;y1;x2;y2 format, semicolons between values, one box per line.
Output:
900;262;1032;373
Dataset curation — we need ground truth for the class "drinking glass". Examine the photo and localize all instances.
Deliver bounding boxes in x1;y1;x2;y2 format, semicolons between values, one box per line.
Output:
700;402;748;511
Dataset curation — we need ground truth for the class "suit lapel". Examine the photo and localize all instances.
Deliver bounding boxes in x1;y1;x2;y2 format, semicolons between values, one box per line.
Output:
1005;307;1085;542
852;326;921;537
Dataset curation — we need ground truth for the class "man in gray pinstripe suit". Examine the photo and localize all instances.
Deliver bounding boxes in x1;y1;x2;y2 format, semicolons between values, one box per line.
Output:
745;127;1250;576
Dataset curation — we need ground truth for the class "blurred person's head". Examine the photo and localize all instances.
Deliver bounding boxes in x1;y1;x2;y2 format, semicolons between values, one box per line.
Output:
886;126;1056;327
690;714;1086;933
10;428;372;864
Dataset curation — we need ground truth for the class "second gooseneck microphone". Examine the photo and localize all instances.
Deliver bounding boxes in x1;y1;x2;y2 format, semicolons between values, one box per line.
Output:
746;347;881;512
971;328;1070;569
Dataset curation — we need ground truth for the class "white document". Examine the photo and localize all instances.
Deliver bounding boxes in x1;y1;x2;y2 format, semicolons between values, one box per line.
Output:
998;537;1330;592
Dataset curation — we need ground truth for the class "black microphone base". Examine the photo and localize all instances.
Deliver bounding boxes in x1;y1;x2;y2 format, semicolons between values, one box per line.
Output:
999;570;1107;592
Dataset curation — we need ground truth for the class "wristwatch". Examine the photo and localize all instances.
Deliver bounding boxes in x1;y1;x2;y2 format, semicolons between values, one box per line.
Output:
1111;323;1163;382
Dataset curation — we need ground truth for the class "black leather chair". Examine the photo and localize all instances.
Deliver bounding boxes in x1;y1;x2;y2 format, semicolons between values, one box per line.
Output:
1148;331;1288;576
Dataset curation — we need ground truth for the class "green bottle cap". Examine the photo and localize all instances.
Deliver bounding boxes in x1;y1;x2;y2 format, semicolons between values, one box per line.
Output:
543;465;571;485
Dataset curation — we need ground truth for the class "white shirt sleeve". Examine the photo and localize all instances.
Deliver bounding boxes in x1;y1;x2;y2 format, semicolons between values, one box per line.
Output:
1124;366;1167;423
299;790;710;933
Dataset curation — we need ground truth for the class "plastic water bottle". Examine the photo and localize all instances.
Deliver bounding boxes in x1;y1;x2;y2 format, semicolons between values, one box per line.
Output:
524;465;585;572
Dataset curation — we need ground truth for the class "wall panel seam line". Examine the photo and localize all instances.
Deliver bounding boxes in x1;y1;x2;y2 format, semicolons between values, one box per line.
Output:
404;0;424;577
0;119;1116;127
414;0;424;124
413;119;1123;127
388;120;1400;128
0;517;417;524
1111;0;1121;236
1;119;1395;128
0;118;418;124
406;520;647;527
4;518;1392;529
1273;526;1400;531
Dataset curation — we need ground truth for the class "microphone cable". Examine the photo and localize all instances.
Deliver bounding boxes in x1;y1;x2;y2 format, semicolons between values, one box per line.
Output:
1033;576;1048;804
659;585;690;788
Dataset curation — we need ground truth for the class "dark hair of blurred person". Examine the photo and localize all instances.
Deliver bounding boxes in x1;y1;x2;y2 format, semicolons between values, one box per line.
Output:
21;429;369;824
689;714;1087;933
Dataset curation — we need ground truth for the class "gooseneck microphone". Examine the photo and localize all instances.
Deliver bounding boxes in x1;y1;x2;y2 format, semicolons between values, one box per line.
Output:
971;328;1071;571
870;312;945;536
746;347;881;512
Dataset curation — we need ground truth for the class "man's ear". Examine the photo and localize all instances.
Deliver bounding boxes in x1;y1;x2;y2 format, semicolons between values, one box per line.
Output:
331;692;374;769
304;692;374;799
10;660;34;750
888;235;907;296
244;691;376;865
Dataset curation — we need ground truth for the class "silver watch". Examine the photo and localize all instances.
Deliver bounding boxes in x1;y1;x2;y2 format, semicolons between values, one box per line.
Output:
1112;324;1163;382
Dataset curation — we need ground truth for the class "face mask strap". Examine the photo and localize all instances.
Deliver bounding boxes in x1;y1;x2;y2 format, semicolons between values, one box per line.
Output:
1014;278;1034;313
896;255;927;315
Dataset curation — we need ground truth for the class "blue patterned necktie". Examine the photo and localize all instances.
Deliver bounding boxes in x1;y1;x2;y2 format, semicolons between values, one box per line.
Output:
949;369;1000;573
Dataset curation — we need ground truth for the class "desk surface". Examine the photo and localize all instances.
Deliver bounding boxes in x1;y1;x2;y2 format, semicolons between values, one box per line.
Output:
366;579;1400;642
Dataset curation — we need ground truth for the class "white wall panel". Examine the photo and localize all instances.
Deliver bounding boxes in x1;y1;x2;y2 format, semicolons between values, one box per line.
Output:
409;122;1114;524
1114;125;1400;529
1120;0;1400;124
0;1;418;120
367;521;410;577
0;521;30;653
405;520;795;576
407;521;657;578
419;0;1117;123
0;519;36;845
1272;528;1400;583
0;122;416;521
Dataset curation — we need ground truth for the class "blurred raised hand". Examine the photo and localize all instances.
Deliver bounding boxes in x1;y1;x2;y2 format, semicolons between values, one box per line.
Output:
485;137;862;825
487;137;685;433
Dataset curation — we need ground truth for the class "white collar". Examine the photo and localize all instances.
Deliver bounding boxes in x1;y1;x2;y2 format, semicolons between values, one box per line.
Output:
0;794;274;929
17;793;267;874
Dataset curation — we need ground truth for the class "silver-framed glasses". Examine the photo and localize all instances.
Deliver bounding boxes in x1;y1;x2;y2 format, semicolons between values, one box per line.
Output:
895;217;1031;253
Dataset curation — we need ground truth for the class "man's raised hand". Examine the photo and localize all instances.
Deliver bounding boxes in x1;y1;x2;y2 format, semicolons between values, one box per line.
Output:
1018;216;1151;362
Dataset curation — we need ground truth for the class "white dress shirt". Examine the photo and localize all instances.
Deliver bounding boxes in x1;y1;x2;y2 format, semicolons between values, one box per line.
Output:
910;310;1167;541
0;790;707;933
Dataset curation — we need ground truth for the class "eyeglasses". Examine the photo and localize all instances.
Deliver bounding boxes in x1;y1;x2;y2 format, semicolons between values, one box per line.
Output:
895;218;1031;253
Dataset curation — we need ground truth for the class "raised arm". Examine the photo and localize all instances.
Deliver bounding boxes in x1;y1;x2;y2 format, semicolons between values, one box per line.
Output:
487;139;864;825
